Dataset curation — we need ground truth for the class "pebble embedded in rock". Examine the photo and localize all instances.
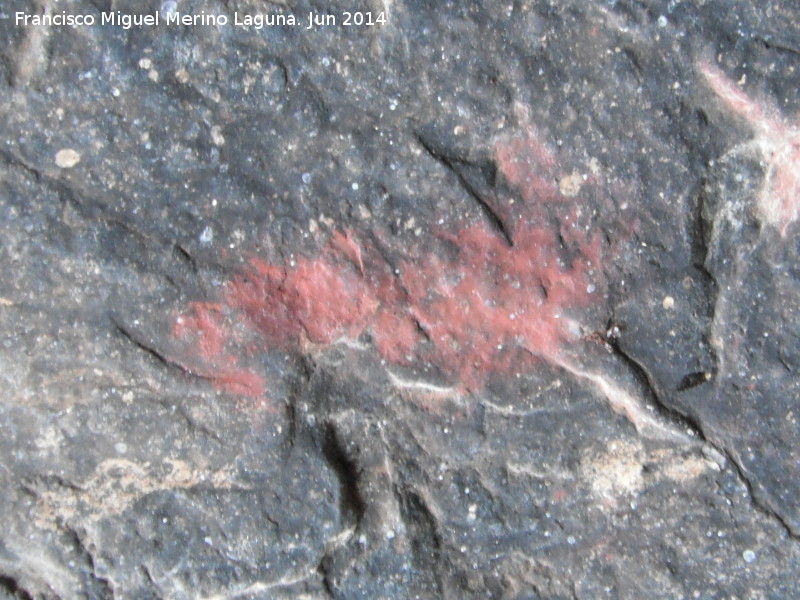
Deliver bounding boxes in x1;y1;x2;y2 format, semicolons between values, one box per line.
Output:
55;149;81;168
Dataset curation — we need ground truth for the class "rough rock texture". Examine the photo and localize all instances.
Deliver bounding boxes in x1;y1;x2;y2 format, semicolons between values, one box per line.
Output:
2;0;800;598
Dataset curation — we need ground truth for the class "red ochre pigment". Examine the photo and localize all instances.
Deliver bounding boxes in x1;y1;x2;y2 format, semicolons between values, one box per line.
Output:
172;129;605;399
699;61;800;236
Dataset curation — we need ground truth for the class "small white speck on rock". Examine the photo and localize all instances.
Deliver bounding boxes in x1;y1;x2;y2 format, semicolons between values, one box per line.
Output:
199;226;214;244
55;149;81;168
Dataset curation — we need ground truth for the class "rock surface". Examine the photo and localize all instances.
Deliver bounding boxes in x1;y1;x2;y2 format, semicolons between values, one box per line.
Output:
2;0;800;598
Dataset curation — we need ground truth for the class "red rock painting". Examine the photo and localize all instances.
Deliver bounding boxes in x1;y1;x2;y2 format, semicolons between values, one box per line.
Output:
172;128;607;400
699;61;800;236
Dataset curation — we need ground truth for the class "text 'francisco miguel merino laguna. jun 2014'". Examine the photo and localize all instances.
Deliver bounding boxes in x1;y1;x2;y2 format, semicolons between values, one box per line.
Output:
15;10;387;30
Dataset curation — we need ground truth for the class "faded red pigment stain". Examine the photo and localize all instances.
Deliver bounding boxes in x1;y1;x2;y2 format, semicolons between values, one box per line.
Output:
173;303;268;397
172;129;606;399
699;61;800;236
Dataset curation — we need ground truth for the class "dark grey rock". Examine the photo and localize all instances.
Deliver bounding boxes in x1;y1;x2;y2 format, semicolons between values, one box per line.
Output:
2;0;800;598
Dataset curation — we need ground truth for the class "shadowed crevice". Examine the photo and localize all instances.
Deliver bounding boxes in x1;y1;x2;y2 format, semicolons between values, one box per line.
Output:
413;130;514;246
321;423;366;532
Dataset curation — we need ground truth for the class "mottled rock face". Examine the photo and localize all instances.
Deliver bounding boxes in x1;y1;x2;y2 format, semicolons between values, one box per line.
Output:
699;60;800;236
3;0;800;598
